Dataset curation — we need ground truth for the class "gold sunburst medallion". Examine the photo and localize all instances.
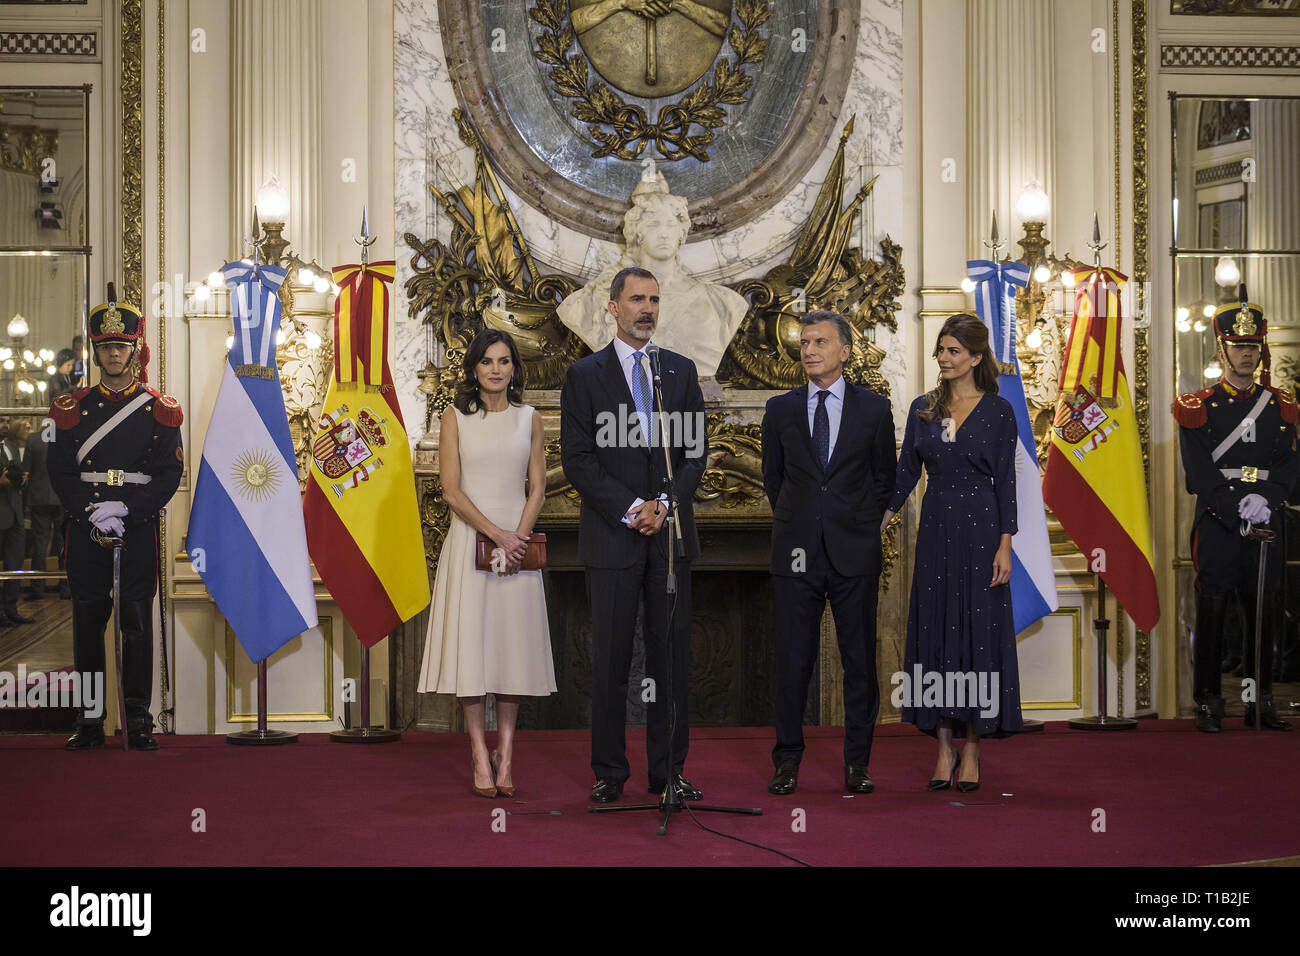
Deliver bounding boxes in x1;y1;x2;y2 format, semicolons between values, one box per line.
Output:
231;449;281;502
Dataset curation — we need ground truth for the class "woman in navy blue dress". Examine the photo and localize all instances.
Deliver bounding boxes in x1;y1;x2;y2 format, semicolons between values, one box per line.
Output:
881;313;1023;793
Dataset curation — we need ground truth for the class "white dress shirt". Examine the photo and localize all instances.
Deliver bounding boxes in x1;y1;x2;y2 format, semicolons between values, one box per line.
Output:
806;375;846;462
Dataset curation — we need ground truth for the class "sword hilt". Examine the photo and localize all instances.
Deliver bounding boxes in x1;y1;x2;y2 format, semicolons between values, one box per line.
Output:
1239;519;1276;542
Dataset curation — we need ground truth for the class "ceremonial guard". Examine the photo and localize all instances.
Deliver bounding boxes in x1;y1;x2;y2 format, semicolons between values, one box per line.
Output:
50;285;184;750
1175;286;1299;732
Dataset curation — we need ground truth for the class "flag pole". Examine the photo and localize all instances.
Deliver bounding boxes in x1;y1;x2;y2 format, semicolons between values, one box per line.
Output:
331;206;400;744
985;210;1044;734
227;206;299;747
1068;214;1136;731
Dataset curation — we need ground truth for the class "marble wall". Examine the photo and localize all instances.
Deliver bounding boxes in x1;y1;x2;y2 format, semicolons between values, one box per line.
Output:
393;0;905;435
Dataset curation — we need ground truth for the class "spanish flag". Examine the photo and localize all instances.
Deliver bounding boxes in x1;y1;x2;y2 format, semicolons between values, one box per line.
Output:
303;261;430;645
1043;267;1160;633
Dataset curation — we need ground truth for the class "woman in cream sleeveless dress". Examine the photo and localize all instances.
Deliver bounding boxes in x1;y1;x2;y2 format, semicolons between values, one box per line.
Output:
418;330;555;797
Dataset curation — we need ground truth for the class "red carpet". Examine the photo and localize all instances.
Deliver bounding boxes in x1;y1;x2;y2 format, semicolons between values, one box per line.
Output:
4;721;1298;867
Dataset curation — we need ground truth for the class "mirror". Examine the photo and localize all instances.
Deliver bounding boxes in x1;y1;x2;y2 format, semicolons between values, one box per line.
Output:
1170;94;1300;718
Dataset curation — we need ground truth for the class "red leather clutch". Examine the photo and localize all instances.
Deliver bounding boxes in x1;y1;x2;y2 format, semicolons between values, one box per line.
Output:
474;532;547;572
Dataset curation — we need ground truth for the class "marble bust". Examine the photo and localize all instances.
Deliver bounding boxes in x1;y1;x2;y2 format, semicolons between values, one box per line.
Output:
558;173;749;378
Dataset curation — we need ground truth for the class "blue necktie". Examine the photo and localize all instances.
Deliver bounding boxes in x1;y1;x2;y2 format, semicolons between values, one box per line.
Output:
632;352;652;445
813;389;830;469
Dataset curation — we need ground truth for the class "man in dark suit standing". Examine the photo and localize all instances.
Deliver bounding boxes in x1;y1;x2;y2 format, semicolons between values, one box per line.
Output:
25;416;69;601
762;310;896;794
561;267;709;803
0;415;33;626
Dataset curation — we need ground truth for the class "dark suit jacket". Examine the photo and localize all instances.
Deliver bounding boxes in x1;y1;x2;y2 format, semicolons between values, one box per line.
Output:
24;426;59;509
560;341;708;569
761;381;896;578
0;439;24;531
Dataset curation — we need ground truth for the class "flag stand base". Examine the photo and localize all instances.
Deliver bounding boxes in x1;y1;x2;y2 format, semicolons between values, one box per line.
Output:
226;660;298;745
1068;575;1138;732
330;727;401;743
1067;715;1136;731
329;643;400;743
228;729;298;745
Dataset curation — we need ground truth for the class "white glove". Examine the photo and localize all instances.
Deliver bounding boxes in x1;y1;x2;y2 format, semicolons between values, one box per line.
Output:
1238;493;1271;525
87;500;128;536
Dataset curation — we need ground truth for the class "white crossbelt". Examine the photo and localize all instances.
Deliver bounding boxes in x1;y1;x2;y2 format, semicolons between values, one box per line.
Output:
75;391;152;465
79;471;151;485
1210;387;1272;463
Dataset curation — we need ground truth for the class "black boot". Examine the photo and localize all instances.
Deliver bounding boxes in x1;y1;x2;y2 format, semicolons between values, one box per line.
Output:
4;603;34;624
65;723;105;750
1194;694;1225;733
1194;593;1229;701
1245;693;1293;731
121;599;158;749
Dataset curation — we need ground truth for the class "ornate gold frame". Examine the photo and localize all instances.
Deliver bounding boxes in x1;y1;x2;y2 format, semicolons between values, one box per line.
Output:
1130;0;1151;712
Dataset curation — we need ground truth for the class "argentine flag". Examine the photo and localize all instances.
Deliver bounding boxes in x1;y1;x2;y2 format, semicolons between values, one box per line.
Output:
187;262;318;662
968;258;1059;633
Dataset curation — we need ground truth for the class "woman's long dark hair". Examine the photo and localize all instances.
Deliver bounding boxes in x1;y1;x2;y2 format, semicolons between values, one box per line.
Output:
918;313;1000;423
454;329;526;415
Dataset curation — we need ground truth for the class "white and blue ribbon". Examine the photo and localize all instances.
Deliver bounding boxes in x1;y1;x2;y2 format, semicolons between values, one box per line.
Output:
967;260;1031;368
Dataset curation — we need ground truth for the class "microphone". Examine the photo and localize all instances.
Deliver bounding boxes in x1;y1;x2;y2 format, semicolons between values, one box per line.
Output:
645;342;663;384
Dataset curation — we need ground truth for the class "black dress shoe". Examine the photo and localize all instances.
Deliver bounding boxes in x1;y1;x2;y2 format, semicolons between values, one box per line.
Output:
590;778;624;803
768;761;798;795
648;774;702;801
845;764;874;794
65;726;105;751
127;729;160;750
1245;695;1294;731
4;606;33;624
1194;695;1224;733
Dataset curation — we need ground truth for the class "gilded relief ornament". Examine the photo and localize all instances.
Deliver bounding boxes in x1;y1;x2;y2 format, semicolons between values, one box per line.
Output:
530;0;769;161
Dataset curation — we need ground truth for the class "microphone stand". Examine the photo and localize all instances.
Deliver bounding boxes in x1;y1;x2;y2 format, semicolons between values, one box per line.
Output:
590;346;762;835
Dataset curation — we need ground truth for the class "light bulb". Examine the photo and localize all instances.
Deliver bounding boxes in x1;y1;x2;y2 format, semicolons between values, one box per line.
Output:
298;268;316;286
36;381;46;392
39;349;53;361
4;360;15;371
313;276;330;294
47;364;56;375
1025;328;1043;350
1015;180;1050;222
1213;256;1240;287
256;176;290;222
1175;307;1189;323
305;331;322;350
1061;271;1077;288
208;271;225;288
1176;319;1192;333
1193;319;1207;333
194;284;211;302
23;350;34;363
1033;265;1051;284
7;314;28;338
1204;362;1222;379
0;349;10;360
18;380;32;394
960;277;976;293
1202;304;1215;318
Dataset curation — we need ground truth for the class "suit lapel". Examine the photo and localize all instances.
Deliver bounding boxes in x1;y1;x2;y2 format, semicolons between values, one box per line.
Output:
791;386;818;470
823;383;859;478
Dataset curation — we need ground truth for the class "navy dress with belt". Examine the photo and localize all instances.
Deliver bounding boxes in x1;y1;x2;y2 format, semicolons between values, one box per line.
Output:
889;392;1023;739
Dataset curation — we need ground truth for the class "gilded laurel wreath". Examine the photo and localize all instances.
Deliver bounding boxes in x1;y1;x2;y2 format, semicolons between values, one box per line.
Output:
530;0;769;162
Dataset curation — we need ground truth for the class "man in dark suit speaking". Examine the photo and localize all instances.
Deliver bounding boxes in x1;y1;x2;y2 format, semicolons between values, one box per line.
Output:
560;267;709;803
761;310;896;795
